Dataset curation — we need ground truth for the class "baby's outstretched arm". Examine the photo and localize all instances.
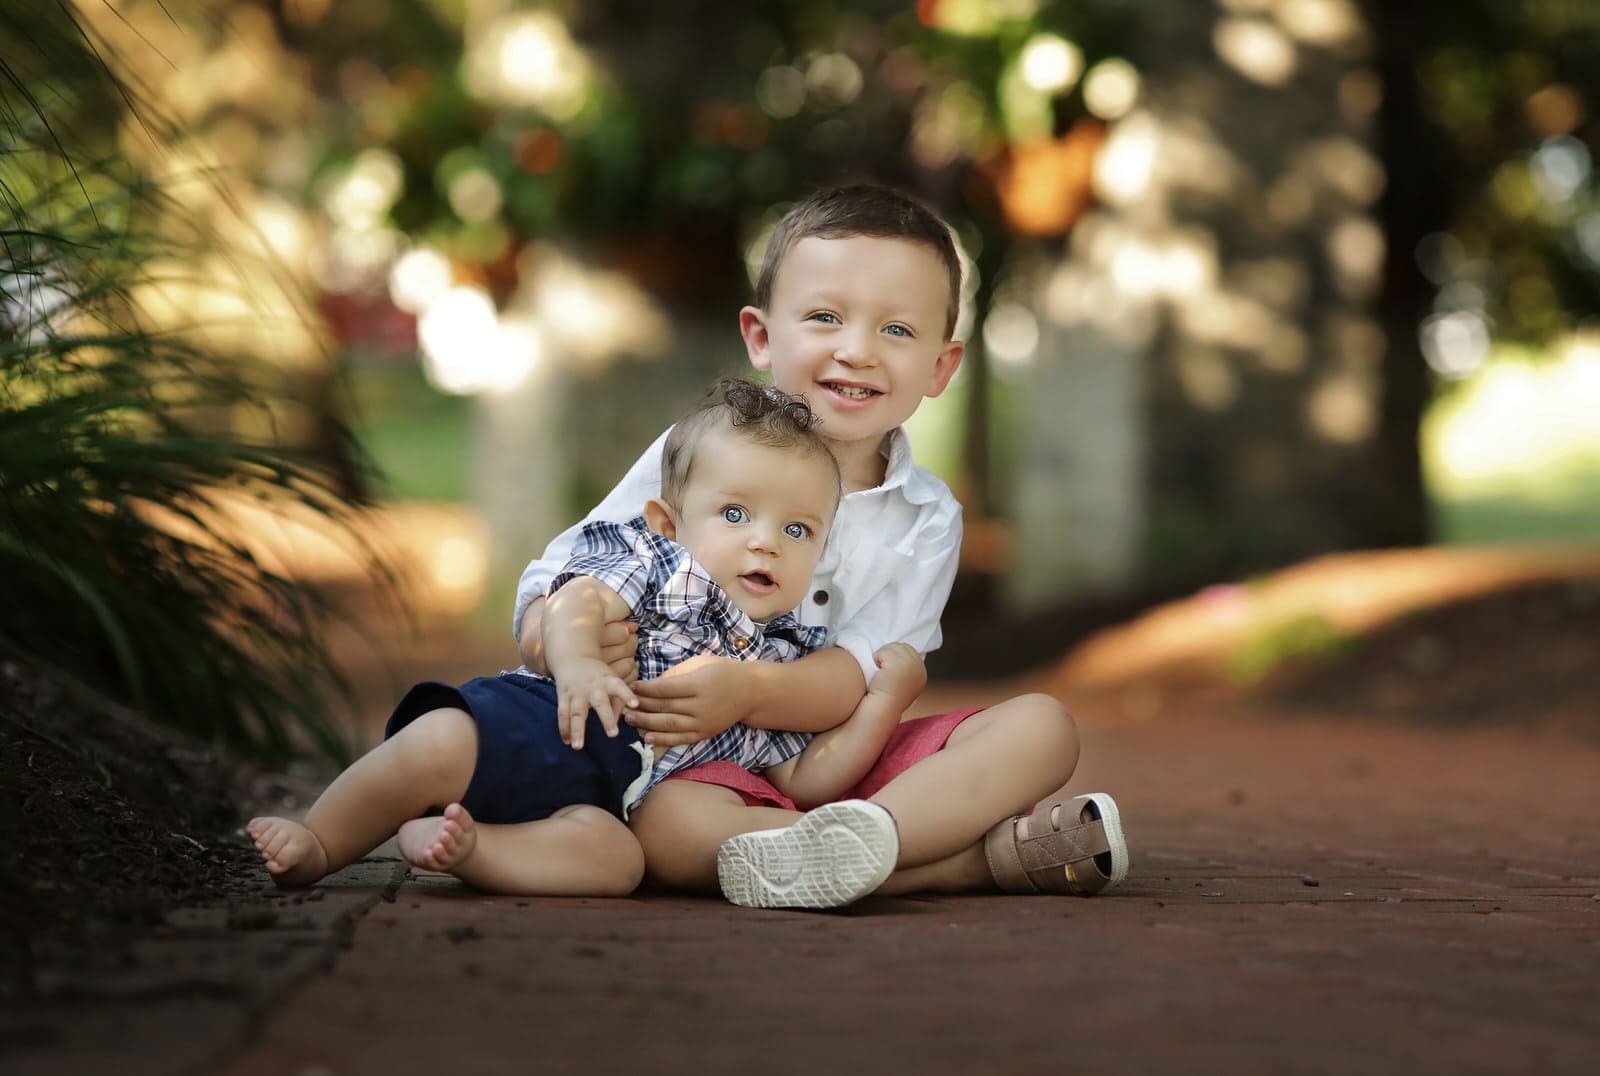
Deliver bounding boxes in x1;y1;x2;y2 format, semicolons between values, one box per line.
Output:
542;575;640;749
764;643;927;809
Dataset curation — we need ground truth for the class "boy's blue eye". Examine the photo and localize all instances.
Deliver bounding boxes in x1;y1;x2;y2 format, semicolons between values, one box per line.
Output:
811;311;839;324
784;522;810;540
885;324;910;337
722;505;747;524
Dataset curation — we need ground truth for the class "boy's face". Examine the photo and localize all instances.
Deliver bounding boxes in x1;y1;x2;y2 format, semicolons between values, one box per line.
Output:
645;428;838;623
743;234;964;451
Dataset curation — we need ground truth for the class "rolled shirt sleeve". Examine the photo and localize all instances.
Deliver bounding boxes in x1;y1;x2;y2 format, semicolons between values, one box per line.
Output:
828;495;961;686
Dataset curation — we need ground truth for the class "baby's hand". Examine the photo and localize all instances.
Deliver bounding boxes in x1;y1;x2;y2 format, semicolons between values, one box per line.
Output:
554;657;639;750
868;643;927;710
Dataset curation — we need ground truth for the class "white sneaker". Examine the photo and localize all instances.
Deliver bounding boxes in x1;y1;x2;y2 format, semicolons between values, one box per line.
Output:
716;800;899;909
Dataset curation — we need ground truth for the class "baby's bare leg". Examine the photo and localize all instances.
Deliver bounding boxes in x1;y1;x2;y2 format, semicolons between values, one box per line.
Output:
247;707;478;887
404;804;644;896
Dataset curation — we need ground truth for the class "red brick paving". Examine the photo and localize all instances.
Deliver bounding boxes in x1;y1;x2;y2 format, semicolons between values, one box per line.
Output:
202;705;1600;1076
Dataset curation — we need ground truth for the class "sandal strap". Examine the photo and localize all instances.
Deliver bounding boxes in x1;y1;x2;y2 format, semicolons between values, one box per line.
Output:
1015;817;1111;876
982;816;1039;893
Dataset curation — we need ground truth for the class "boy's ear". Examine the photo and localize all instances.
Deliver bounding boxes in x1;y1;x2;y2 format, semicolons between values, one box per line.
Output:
643;497;678;540
924;339;965;399
739;306;773;372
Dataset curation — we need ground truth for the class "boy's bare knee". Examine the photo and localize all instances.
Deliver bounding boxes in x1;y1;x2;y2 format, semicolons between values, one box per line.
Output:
1013;693;1080;775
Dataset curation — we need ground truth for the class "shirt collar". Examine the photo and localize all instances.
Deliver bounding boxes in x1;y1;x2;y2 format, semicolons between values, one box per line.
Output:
859;427;940;506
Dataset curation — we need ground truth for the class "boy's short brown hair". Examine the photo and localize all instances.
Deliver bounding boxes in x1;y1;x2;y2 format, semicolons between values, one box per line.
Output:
753;184;963;340
661;377;841;508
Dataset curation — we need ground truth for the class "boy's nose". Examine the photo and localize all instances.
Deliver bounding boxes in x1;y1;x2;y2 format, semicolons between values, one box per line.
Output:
747;528;779;554
834;331;876;365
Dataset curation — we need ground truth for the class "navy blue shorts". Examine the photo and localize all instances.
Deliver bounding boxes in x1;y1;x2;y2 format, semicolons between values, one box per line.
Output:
383;672;652;823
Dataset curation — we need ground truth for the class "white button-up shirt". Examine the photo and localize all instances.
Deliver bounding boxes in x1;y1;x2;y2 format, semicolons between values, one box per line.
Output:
514;426;962;686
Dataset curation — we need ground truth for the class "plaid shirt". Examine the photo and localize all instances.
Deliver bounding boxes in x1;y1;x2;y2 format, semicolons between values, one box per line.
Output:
541;517;828;791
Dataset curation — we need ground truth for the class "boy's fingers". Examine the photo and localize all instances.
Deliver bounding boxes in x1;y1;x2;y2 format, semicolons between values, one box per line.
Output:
624;711;701;742
641;730;700;747
629;677;696;700
626;689;697;713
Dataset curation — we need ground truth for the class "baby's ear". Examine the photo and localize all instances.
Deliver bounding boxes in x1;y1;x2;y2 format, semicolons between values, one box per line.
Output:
643;498;678;540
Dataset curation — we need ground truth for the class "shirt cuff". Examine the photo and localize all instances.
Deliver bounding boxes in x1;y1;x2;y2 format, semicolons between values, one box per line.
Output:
831;631;881;689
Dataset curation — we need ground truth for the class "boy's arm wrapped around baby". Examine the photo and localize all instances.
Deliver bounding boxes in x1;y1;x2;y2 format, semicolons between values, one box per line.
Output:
760;642;927;809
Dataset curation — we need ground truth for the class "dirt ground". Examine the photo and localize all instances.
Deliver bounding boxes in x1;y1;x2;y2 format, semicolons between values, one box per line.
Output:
0;666;320;1004
2;546;1597;1066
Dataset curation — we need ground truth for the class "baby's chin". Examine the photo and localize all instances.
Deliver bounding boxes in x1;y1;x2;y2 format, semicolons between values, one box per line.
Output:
731;599;785;624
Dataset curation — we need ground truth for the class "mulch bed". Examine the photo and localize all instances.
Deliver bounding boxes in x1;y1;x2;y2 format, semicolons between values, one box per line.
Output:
0;664;317;1001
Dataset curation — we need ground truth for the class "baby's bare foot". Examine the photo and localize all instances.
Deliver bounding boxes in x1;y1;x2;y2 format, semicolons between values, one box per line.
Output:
246;816;329;888
396;803;479;874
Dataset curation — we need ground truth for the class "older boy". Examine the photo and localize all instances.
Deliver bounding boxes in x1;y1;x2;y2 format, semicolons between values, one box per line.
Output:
515;186;1129;908
249;380;922;899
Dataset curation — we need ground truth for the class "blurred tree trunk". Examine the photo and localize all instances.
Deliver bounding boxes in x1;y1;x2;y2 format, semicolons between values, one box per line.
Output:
1006;0;1430;611
1363;0;1439;547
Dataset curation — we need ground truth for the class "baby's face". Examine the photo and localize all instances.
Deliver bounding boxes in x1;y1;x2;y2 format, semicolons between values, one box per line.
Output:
668;429;838;622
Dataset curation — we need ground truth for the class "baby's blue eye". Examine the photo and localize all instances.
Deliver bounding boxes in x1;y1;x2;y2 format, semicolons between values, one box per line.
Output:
722;505;747;524
784;522;810;540
811;311;840;324
885;324;910;337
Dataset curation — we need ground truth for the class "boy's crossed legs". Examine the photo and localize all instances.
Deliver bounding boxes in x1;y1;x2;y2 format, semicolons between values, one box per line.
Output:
247;707;644;896
629;692;1100;901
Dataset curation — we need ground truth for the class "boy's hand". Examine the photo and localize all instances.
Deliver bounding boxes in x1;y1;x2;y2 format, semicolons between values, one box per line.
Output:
597;619;641;684
554;657;640;750
867;643;927;711
625;654;750;747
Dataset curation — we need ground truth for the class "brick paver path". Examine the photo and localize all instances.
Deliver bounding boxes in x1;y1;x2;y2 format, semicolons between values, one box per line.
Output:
203;707;1600;1076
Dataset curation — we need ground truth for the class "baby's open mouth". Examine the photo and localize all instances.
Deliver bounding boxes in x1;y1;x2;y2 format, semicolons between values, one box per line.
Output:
824;381;879;399
739;570;777;592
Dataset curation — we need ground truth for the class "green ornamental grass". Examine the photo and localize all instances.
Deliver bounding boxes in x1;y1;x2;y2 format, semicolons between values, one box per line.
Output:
1;2;384;764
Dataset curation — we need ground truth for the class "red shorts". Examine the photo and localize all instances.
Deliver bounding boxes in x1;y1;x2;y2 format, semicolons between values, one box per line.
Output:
662;707;984;810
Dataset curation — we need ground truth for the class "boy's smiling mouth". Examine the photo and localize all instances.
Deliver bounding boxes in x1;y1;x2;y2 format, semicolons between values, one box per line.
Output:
822;381;880;400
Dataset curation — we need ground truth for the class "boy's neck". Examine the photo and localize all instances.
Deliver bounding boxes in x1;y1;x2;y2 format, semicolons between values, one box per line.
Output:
827;432;891;493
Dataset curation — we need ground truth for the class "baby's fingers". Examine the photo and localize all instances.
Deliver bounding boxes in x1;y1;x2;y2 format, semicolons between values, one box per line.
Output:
594;679;641;737
559;692;588;749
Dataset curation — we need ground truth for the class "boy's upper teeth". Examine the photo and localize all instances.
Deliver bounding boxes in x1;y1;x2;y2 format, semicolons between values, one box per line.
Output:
829;383;875;398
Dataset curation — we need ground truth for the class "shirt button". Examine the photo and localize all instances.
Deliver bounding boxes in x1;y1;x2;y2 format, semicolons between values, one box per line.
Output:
812;589;829;606
733;637;750;651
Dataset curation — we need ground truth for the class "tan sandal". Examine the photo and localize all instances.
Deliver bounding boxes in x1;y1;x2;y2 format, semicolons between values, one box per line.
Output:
983;792;1129;896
